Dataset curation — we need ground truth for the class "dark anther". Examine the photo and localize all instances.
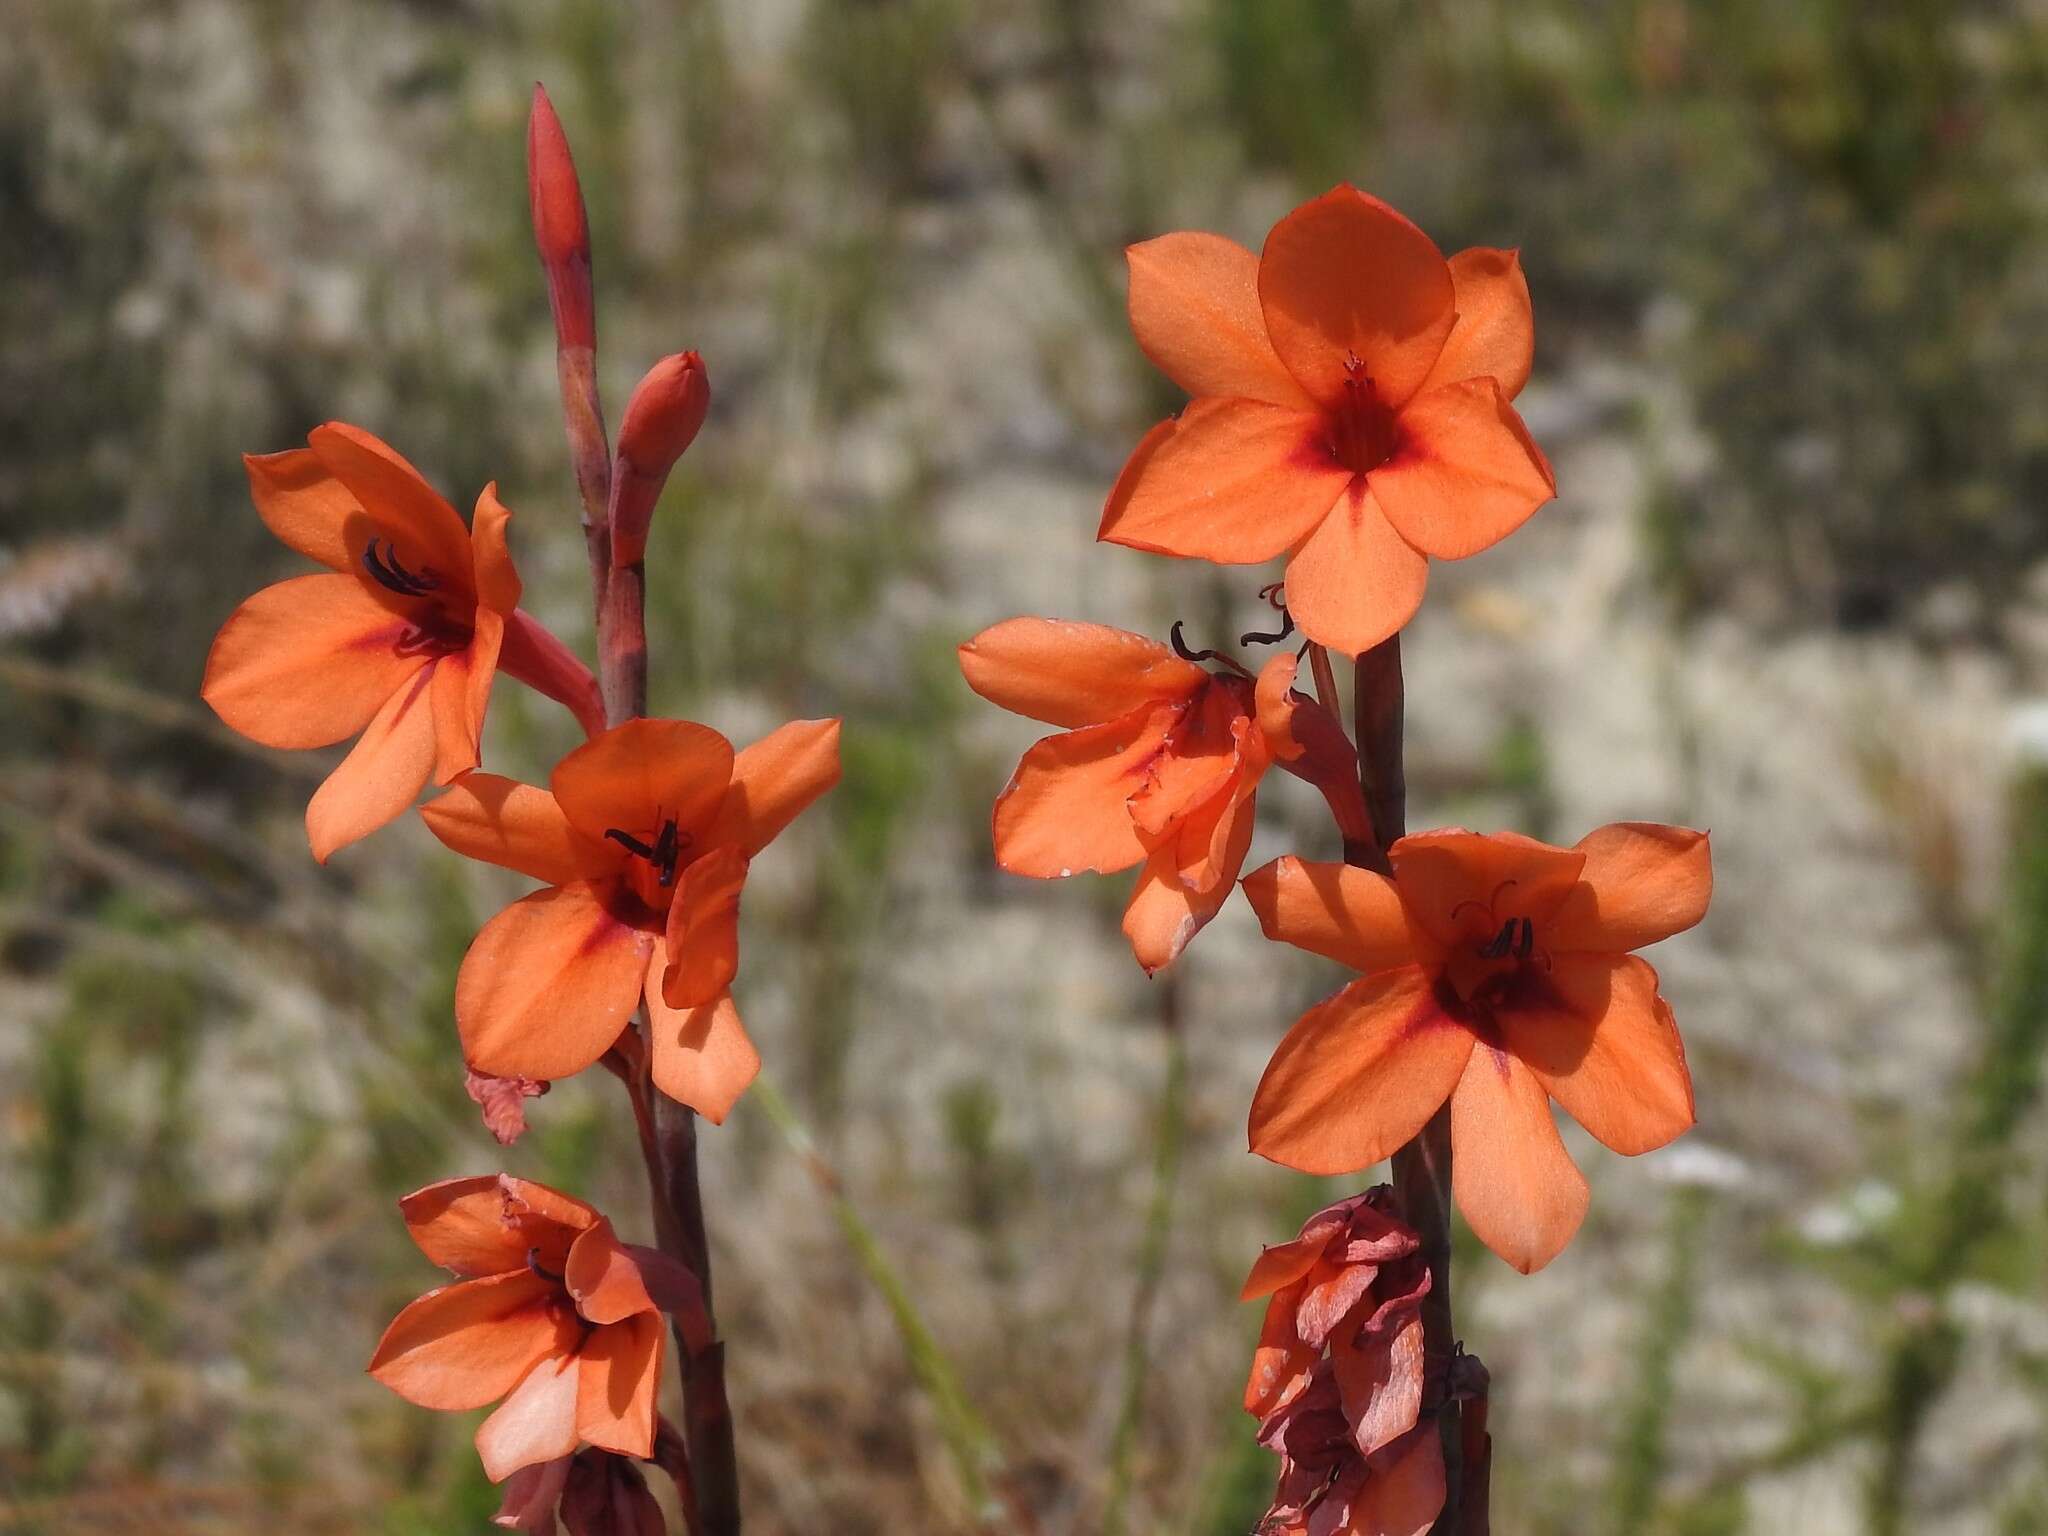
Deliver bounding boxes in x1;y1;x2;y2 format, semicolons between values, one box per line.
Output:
1477;917;1535;960
526;1246;565;1285
362;539;441;597
1169;621;1254;680
1240;582;1295;646
607;816;686;887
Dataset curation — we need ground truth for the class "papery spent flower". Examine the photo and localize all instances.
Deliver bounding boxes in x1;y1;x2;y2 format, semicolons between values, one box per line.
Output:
422;716;840;1117
1242;1186;1429;1448
1101;186;1555;656
493;1448;668;1536
202;423;603;860
960;618;1347;973
1244;825;1711;1272
1256;1363;1445;1536
609;352;710;568
560;1448;669;1536
370;1175;706;1482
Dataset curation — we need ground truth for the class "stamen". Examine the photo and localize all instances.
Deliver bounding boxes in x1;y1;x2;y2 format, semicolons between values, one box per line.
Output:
607;817;687;887
526;1246;564;1285
605;827;657;860
361;539;441;596
1450;879;1522;926
1169;621;1255;680
1240;582;1295;647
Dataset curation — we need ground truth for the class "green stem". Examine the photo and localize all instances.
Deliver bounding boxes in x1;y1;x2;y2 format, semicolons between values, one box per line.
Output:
1102;977;1188;1535
750;1075;1016;1529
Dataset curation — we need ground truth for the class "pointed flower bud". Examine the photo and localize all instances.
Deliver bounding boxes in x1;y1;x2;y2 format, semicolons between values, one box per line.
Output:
528;82;595;354
608;351;710;567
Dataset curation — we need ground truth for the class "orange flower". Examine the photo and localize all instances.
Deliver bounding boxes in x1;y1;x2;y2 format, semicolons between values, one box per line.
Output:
369;1175;704;1483
1100;186;1555;656
960;618;1341;973
1241;1187;1429;1451
1243;824;1711;1273
202;423;603;861
421;716;840;1118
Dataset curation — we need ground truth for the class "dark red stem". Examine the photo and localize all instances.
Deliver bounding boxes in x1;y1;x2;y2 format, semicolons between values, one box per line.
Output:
1338;634;1484;1533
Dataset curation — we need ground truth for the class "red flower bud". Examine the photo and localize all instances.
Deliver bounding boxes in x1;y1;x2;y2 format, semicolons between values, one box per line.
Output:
527;82;595;354
608;351;710;567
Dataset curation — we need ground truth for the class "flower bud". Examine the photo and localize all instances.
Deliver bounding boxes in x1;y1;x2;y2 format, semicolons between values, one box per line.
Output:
527;82;595;354
608;351;710;567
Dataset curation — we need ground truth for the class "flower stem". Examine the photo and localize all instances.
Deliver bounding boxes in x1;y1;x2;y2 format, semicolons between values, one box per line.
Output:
581;399;740;1535
1348;634;1483;1533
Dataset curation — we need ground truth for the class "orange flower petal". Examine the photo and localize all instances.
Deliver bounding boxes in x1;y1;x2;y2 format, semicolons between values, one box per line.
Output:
1098;397;1351;564
702;718;843;857
1387;829;1585;951
575;1311;663;1461
1240;1233;1333;1305
1241;856;1427;975
398;1174;597;1277
1549;823;1712;953
1128;684;1253;847
1256;186;1456;414
470;483;524;615
429;613;502;787
1449;1044;1589;1274
992;705;1174;878
420;774;611;886
959;618;1205;730
475;1352;583;1483
1249;966;1474;1175
1124;231;1316;411
307;422;476;599
1121;776;1257;973
1505;953;1694;1156
550;718;735;848
644;973;759;1123
1350;1427;1447;1536
1251;654;1303;763
305;664;440;862
1370;379;1554;561
565;1220;656;1326
661;844;748;1010
368;1270;570;1412
243;447;357;571
202;573;422;749
1418;247;1535;400
1244;1294;1319;1420
1281;480;1429;658
456;882;653;1081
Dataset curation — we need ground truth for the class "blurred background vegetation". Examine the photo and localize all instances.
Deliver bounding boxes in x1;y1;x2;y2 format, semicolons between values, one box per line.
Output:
4;0;2048;1532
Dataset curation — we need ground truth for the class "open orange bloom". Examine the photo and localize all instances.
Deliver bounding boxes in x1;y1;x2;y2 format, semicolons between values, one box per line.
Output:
369;1175;704;1482
422;716;839;1119
1244;824;1710;1273
1100;186;1555;656
960;618;1341;973
203;423;602;861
